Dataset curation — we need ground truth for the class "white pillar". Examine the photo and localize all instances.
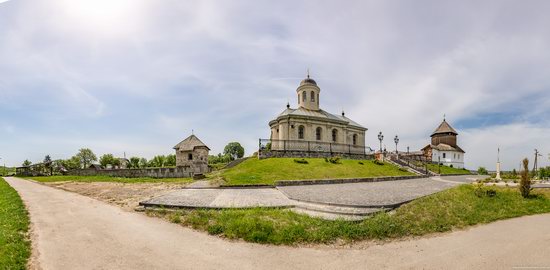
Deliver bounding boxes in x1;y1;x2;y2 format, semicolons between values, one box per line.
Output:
496;162;502;180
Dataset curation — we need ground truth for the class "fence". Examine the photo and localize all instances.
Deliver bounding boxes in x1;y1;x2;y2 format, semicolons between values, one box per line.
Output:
258;139;375;159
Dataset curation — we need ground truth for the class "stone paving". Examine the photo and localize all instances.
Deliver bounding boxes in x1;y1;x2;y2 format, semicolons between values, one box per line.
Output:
141;188;293;208
141;175;486;211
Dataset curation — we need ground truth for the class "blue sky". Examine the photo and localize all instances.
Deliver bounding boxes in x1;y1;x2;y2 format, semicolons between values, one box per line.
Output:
1;0;550;170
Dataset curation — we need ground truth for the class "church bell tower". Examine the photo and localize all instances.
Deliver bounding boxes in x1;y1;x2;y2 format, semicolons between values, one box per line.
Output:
297;71;321;111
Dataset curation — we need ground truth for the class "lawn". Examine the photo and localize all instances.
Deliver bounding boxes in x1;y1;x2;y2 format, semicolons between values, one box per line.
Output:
220;158;413;185
25;175;193;184
0;178;31;269
426;163;470;175
148;185;550;245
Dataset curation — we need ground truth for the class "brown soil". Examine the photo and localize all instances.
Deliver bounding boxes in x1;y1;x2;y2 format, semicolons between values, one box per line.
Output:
43;181;184;211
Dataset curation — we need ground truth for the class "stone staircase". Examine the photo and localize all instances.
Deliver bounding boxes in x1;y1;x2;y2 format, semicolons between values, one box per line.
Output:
386;154;438;176
223;157;250;169
289;200;386;221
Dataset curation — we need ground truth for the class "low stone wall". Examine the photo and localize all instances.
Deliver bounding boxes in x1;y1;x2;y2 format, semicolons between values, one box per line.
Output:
275;175;424;186
69;166;194;178
259;150;374;160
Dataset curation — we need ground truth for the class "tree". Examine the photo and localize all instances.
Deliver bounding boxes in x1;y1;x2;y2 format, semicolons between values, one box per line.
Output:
43;155;53;175
223;142;245;160
149;155;166;168
22;160;32;167
165;154;176;167
99;154;115;168
139;158;148;168
76;148;97;169
477;167;488;175
129;157;140;169
519;158;532;198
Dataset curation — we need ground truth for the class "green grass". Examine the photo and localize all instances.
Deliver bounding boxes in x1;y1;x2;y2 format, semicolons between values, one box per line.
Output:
0;178;31;269
26;175;193;184
426;163;470;175
220;158;413;185
148;185;550;245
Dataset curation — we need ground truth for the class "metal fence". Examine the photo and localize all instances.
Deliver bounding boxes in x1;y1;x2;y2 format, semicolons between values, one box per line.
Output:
259;139;374;155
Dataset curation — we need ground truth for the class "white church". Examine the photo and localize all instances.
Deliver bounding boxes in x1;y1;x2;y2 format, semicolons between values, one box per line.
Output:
421;118;465;168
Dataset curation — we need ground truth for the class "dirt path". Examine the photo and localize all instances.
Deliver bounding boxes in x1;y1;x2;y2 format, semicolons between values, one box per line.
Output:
6;177;550;270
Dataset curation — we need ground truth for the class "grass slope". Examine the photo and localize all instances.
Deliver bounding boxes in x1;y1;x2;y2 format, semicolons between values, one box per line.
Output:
0;178;31;269
26;175;192;184
426;164;470;175
149;185;550;245
220;158;413;185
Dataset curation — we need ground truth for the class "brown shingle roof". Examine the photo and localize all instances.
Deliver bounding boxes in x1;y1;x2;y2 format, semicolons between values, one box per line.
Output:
173;135;210;151
431;119;458;136
422;144;465;153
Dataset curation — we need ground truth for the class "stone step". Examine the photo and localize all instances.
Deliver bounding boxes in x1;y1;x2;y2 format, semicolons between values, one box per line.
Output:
292;200;384;217
290;208;371;221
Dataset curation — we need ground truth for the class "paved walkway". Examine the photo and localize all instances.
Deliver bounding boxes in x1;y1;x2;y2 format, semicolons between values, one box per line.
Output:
143;175;485;209
6;177;550;270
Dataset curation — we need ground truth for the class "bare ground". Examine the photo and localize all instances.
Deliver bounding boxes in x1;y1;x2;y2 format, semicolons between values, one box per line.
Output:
42;181;184;211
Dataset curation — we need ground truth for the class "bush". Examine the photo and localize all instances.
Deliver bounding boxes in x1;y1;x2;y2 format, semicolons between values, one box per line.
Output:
358;161;364;165
293;159;309;164
373;159;384;166
328;157;341;164
473;182;497;198
477;167;489;175
450;164;453;168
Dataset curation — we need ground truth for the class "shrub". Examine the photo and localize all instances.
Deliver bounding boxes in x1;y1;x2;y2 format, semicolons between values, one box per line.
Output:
450;164;454;168
473;182;497;198
519;158;532;198
358;161;364;165
477;167;489;175
373;159;384;166
328;157;341;164
293;159;309;164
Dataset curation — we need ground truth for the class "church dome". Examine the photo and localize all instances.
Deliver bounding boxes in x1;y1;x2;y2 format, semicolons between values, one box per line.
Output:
300;77;317;86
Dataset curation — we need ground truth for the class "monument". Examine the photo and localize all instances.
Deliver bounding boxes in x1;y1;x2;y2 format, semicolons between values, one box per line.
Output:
495;148;502;180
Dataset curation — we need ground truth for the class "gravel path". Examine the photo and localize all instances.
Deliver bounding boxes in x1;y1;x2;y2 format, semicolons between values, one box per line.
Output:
6;176;550;269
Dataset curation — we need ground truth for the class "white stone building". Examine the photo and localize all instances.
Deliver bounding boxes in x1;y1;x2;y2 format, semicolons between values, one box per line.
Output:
421;119;465;168
266;74;368;156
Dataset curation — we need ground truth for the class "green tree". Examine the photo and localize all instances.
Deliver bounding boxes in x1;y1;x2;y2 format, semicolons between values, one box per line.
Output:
99;154;115;168
477;167;488;175
149;155;166;168
43;155;53;175
165;154;176;167
519;158;532;198
22;160;32;167
129;157;140;169
139;158;148;168
76;148;97;168
223;142;245;160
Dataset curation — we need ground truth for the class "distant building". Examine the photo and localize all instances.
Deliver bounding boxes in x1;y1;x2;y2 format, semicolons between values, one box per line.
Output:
173;134;210;174
264;73;369;158
422;118;465;168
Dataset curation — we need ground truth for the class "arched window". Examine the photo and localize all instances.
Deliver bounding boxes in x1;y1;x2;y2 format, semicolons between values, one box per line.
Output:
298;125;305;139
353;134;357;145
316;127;322;140
332;129;338;142
311;91;315;102
188;153;193;160
302;91;306;102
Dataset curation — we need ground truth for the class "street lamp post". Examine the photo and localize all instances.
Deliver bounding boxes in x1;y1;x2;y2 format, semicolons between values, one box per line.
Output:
407;146;410;166
377;132;384;161
394;135;399;155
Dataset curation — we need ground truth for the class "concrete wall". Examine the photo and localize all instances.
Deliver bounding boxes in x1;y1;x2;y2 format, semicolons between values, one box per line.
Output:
69;166;196;178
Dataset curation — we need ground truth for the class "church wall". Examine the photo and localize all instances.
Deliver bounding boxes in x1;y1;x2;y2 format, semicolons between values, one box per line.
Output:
431;149;464;169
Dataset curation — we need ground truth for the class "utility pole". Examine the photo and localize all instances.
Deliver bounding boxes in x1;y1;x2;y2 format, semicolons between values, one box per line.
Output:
533;149;542;177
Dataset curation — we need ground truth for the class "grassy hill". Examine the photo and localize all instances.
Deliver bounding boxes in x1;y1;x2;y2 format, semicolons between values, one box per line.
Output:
426;164;470;175
220;158;413;185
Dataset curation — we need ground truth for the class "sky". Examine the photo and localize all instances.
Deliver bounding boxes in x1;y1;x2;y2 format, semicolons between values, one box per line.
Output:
1;0;549;170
